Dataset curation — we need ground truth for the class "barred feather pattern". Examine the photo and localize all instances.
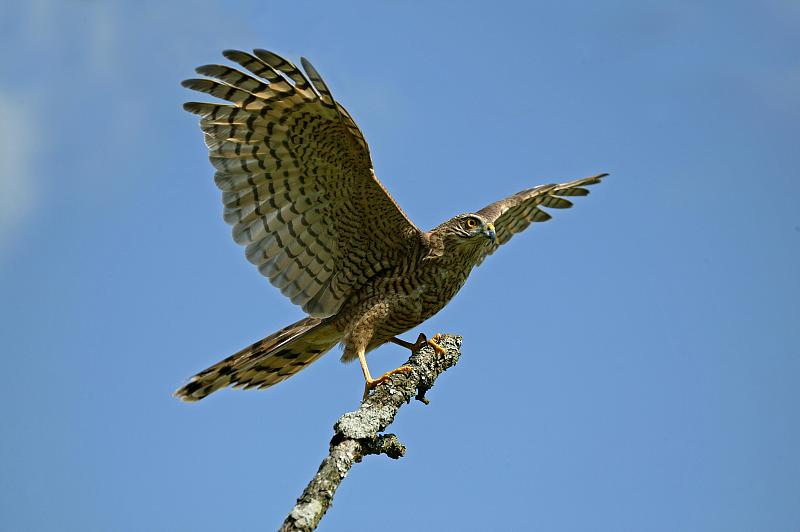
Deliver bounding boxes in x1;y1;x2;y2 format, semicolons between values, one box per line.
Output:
475;173;607;264
177;48;607;402
183;49;421;318
174;317;340;402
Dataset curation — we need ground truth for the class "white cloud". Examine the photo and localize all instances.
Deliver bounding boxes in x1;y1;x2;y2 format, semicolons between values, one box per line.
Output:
0;95;37;254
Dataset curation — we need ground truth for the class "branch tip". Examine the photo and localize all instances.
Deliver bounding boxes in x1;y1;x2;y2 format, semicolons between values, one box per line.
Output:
280;334;462;532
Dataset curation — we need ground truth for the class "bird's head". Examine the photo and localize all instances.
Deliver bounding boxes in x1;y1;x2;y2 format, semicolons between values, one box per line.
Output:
431;213;496;254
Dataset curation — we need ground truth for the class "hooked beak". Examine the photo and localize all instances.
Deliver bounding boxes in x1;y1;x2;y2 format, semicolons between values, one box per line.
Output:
484;223;496;243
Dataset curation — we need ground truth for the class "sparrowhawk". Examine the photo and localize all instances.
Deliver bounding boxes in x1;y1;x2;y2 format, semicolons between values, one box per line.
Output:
175;49;606;401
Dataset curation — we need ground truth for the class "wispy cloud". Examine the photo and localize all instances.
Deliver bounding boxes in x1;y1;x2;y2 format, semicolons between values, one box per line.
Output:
0;94;36;255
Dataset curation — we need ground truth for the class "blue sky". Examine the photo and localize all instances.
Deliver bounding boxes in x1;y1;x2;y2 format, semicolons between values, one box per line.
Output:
1;1;798;530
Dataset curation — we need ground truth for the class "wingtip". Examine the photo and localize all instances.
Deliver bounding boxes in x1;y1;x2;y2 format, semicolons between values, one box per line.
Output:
222;49;247;61
253;48;277;59
194;64;216;76
586;172;609;186
299;56;315;72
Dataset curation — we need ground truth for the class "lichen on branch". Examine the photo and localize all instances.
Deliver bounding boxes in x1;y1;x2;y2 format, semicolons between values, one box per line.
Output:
279;334;462;532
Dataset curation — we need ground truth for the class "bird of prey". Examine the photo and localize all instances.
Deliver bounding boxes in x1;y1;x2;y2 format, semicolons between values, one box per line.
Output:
175;48;606;401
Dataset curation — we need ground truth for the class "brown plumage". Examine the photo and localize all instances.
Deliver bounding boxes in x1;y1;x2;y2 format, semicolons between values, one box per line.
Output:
174;49;606;401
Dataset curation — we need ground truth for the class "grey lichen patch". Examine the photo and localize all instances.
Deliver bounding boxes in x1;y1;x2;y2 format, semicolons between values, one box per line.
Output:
289;500;323;530
336;404;395;439
331;441;359;475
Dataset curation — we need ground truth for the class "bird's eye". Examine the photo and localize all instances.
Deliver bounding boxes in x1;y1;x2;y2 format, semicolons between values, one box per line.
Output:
465;218;478;229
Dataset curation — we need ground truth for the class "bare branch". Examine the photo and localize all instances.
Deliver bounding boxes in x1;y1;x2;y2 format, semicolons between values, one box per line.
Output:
279;334;463;532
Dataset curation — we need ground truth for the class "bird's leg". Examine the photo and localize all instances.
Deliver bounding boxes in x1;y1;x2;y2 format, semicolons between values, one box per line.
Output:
390;333;446;355
357;349;413;400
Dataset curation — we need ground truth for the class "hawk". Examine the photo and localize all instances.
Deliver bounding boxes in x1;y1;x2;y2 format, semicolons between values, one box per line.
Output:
175;49;606;401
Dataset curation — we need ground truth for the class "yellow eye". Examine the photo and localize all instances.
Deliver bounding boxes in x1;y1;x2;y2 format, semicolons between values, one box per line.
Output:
465;218;478;229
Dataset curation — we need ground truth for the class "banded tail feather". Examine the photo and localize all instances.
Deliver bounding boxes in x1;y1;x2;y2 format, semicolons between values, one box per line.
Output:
174;317;341;402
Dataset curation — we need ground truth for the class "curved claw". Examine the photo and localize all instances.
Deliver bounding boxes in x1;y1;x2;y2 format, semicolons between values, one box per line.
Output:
427;334;446;355
390;333;446;355
362;366;413;400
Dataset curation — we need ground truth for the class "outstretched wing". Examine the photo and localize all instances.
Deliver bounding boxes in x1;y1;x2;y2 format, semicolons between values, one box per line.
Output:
183;49;422;317
476;173;607;264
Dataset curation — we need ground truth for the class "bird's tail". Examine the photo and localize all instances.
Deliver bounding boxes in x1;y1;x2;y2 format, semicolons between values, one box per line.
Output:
174;317;341;402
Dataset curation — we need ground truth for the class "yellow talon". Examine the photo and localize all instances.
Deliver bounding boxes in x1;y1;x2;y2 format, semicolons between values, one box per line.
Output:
427;333;446;355
362;365;413;400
